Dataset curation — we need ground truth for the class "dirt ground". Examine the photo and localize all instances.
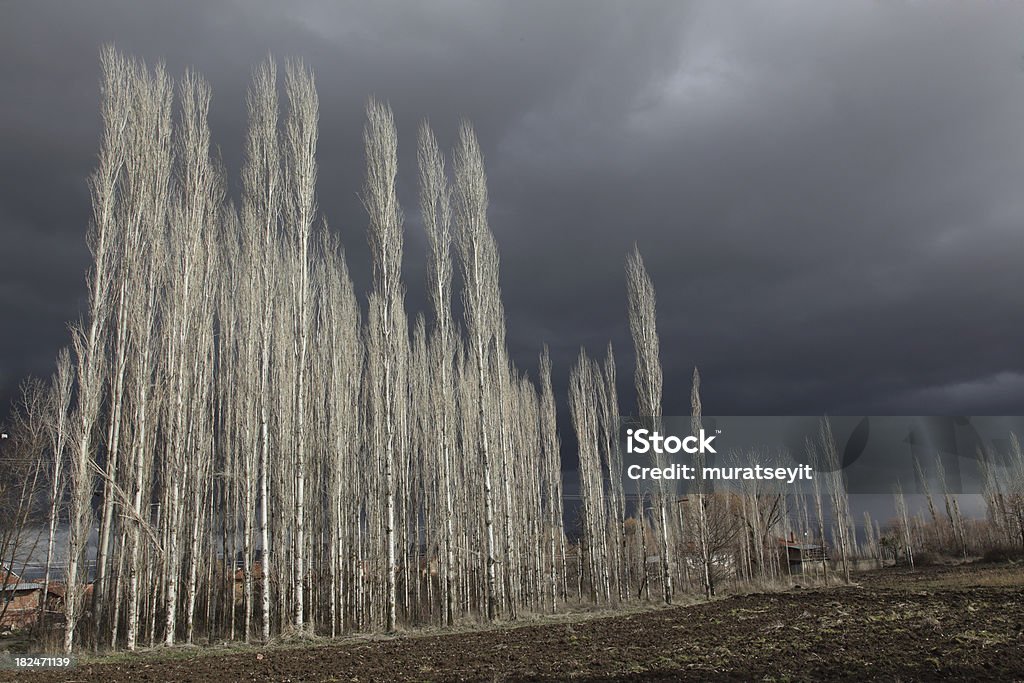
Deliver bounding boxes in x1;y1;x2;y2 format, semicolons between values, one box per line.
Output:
5;563;1024;682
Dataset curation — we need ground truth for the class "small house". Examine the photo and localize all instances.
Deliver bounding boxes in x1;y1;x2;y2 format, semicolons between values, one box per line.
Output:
779;536;828;574
0;567;86;630
1;568;65;630
1;581;45;630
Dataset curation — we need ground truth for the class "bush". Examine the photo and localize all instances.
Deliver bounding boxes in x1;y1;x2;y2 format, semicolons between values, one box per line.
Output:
911;551;938;566
980;546;1024;564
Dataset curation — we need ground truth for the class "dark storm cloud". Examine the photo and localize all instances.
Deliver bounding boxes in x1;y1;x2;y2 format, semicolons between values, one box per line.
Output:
2;0;1024;428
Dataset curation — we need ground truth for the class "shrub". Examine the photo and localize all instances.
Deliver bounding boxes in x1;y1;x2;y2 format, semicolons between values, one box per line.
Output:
980;546;1024;564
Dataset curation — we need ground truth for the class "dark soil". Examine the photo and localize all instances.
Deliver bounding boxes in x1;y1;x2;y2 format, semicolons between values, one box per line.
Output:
7;564;1024;682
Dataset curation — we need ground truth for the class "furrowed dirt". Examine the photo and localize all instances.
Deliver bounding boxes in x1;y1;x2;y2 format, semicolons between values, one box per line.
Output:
7;564;1024;682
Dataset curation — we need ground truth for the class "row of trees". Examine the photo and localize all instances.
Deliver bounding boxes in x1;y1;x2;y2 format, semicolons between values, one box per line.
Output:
0;50;795;652
36;48;579;651
886;439;1024;566
3;49;1023;654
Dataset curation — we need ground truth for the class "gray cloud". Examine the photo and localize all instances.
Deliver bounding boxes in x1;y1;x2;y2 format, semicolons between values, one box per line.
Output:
2;0;1024;425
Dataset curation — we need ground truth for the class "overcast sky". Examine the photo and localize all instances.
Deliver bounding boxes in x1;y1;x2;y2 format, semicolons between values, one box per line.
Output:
3;0;1024;427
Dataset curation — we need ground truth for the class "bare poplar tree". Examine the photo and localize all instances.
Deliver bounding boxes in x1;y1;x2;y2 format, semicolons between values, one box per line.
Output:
315;229;362;636
1003;435;1024;548
597;344;626;601
418;121;459;625
453;121;502;620
363;97;405;632
893;481;915;567
804;436;829;583
934;454;967;559
625;246;672;605
691;368;712;597
158;65;222;646
819;418;852;582
242;57;282;643
42;350;73;620
107;55;172;648
282;58;319;630
64;45;139;654
538;347;565;613
569;351;610;603
124;252;162;650
92;57;170;632
912;453;941;549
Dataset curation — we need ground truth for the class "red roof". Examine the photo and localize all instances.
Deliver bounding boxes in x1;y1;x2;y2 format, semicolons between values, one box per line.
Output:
1;566;24;586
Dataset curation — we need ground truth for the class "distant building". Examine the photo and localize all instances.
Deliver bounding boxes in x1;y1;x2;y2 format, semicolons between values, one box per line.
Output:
1;569;66;630
779;536;828;574
0;565;90;631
